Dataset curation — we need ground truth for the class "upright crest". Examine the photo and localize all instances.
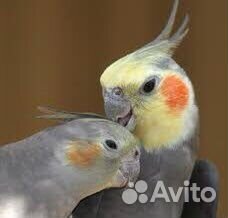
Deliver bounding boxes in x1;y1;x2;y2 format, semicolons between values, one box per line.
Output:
132;0;189;61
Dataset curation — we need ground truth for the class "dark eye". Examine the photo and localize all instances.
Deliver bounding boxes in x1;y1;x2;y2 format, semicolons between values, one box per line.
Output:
142;78;156;94
105;140;118;150
135;150;139;157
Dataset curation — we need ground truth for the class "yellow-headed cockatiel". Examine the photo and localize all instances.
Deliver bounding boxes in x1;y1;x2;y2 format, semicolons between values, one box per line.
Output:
74;0;218;217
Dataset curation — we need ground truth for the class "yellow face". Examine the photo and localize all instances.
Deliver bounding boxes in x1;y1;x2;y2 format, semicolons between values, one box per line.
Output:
101;59;193;150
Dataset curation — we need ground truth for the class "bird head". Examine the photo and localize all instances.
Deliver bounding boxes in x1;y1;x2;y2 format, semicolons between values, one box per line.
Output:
100;0;198;151
63;119;140;168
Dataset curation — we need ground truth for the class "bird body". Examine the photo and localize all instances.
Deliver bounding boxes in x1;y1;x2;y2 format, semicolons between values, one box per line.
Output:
0;118;139;218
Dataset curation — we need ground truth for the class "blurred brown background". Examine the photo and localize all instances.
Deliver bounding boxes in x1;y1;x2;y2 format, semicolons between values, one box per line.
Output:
0;0;227;216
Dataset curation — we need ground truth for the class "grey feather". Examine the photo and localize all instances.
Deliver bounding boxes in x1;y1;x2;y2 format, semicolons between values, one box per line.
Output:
37;106;105;122
134;0;189;59
153;0;179;43
181;160;219;218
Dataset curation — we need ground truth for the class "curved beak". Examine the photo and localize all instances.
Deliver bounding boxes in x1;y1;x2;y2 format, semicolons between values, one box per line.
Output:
102;88;136;131
119;146;141;183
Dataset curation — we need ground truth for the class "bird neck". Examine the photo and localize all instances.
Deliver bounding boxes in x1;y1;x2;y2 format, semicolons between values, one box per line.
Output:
134;104;198;151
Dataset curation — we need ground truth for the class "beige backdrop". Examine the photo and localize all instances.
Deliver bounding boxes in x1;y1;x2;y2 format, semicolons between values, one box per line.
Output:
0;0;227;216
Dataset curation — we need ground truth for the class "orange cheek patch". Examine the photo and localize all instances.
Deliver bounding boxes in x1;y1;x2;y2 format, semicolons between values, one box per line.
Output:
161;75;189;111
66;142;101;167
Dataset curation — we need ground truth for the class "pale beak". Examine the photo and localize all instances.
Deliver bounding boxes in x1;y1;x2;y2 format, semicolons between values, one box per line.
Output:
102;88;136;131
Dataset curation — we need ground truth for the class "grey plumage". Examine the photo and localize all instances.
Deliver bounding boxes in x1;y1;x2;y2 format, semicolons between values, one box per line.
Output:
181;160;219;218
0;118;139;218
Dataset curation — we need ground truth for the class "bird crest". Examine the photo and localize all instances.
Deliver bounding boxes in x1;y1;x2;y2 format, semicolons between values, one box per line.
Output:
105;0;189;73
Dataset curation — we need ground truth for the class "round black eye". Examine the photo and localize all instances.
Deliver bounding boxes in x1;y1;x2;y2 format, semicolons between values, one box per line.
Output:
105;140;118;150
135;150;139;157
142;78;156;93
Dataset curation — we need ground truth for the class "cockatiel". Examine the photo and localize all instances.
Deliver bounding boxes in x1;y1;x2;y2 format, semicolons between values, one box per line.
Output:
0;116;140;218
37;1;218;217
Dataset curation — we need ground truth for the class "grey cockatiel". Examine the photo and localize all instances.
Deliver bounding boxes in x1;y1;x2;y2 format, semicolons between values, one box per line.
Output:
0;116;140;218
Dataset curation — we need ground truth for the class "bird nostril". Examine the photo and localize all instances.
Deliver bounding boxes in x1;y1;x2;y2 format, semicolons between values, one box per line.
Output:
113;87;123;96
